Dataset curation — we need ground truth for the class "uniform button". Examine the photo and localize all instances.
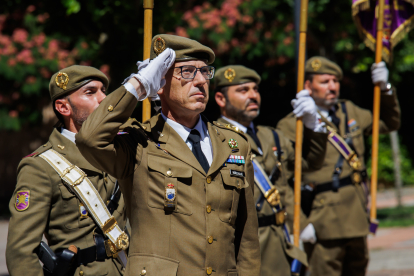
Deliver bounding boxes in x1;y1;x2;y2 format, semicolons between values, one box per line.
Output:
107;105;114;112
206;205;212;213
167;170;173;177
206;267;213;275
206;176;212;184
140;269;147;275
104;177;108;182
79;271;84;276
207;235;214;244
320;199;324;204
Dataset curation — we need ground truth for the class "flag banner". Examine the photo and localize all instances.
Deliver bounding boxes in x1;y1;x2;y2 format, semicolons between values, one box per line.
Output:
352;0;414;63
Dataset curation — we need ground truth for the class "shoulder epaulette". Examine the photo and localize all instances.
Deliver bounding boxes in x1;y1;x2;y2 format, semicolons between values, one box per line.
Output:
23;142;52;159
212;121;248;140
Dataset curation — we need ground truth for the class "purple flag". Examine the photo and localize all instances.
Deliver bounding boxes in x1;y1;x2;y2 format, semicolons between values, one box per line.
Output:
352;0;414;63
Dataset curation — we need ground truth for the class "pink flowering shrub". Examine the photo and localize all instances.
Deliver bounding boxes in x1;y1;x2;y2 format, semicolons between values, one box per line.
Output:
0;5;109;130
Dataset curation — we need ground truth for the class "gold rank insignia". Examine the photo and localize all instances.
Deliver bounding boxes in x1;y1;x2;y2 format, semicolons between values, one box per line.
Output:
55;72;69;90
311;59;322;71
153;37;166;55
228;138;238;149
224;68;236;82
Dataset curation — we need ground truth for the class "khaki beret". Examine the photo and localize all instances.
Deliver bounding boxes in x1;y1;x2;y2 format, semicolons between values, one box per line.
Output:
305;56;343;80
49;65;109;101
150;34;215;65
215;65;261;88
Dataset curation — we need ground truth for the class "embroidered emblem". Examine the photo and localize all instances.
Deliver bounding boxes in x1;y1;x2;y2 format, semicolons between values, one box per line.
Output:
224;68;236;82
55;72;69;90
79;203;88;218
164;183;176;209
23;152;38;159
272;146;278;157
226;155;245;164
153;37;166;55
117;131;128;135
311;59;322;72
228;139;238;149
348;119;357;127
15;190;30;211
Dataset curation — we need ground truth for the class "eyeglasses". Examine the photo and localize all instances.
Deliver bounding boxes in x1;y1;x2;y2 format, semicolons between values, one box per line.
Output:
174;65;215;80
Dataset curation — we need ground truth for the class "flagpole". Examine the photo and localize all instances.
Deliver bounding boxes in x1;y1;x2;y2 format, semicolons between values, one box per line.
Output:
293;0;309;247
142;0;154;122
370;0;385;235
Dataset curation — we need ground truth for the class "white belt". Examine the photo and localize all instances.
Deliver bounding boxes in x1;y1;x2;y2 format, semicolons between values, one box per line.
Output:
40;149;128;266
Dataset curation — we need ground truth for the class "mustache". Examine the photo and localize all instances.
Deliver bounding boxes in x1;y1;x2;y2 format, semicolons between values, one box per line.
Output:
245;99;259;108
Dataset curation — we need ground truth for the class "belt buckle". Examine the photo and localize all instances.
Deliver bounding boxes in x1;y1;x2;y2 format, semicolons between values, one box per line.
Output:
265;187;281;207
104;240;120;258
275;209;287;225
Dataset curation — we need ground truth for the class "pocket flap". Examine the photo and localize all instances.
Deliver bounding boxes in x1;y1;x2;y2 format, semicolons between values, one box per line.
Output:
148;154;192;178
221;169;248;189
127;253;179;276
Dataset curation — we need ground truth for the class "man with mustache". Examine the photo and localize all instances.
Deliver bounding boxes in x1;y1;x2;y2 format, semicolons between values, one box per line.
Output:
277;57;401;275
214;65;329;276
6;66;127;276
76;35;261;275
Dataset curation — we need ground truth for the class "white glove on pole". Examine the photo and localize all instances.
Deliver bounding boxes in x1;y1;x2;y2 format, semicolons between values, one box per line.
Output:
300;223;317;244
291;90;319;130
123;48;176;99
371;61;389;91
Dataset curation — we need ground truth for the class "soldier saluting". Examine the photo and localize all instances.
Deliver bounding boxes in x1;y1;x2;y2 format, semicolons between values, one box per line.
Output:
6;66;128;276
76;35;261;276
278;57;401;275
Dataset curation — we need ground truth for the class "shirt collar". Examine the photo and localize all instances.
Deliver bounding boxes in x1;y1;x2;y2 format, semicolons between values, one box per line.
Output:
221;116;255;135
61;128;76;144
161;113;207;142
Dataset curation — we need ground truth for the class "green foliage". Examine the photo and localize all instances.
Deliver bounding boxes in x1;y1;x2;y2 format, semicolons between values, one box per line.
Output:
377;206;414;227
366;134;414;185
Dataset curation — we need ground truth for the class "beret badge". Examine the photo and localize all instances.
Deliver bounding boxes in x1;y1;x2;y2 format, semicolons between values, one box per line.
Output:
311;59;322;72
224;68;236;82
55;72;69;90
153;37;166;56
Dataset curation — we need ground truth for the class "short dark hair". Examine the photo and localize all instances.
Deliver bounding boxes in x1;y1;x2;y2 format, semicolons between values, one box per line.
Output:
305;73;315;82
215;86;229;98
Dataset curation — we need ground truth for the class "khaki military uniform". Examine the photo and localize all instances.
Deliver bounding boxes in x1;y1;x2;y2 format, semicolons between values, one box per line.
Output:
76;86;261;276
277;94;400;275
6;128;126;276
218;118;327;276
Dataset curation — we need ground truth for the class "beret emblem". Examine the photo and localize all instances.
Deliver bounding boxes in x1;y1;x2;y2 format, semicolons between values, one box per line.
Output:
55;72;69;90
224;68;236;82
153;37;166;56
311;59;322;72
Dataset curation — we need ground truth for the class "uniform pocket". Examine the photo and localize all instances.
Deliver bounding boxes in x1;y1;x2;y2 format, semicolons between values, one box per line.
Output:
127;253;179;276
227;269;238;276
59;184;80;229
147;154;193;215
219;168;247;225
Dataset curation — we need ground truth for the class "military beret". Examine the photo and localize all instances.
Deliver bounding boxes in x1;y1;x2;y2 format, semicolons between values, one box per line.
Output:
305;56;343;80
214;65;261;88
150;34;215;65
49;65;109;101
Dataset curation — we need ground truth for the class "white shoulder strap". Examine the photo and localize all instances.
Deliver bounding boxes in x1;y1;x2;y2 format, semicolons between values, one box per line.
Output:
39;149;128;266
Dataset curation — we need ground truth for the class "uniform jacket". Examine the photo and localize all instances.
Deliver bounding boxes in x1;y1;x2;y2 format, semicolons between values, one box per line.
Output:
277;93;400;240
76;86;261;276
6;128;126;276
218;118;327;275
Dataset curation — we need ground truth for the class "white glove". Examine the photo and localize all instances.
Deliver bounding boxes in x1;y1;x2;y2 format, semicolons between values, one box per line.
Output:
124;48;176;99
137;59;160;101
291;90;318;130
300;223;317;244
371;61;389;91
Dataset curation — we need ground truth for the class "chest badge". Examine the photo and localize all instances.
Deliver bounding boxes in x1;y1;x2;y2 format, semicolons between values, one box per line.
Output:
164;183;177;209
79;203;88;218
228;138;238;149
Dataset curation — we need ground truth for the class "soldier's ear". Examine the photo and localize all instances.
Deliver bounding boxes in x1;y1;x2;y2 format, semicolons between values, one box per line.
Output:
215;92;226;108
55;98;71;117
304;80;312;95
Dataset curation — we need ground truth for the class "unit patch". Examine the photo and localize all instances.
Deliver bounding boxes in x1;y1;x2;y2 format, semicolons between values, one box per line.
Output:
226;155;245;164
164;183;176;209
348;119;357;127
15;190;30;211
79;203;88;218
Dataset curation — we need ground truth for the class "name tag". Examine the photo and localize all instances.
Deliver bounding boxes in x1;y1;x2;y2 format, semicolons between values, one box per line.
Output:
230;169;245;178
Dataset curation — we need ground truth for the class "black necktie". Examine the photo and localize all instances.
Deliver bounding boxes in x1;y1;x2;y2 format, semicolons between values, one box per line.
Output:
246;126;262;151
329;109;340;128
187;129;210;173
